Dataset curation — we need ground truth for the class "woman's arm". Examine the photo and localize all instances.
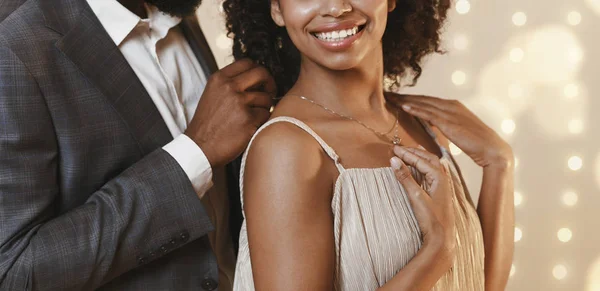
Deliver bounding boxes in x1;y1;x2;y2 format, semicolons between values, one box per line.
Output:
478;161;515;291
243;123;337;290
244;124;455;290
397;94;515;291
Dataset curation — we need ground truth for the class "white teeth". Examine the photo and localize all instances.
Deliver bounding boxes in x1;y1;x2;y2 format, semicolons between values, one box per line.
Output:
314;26;361;42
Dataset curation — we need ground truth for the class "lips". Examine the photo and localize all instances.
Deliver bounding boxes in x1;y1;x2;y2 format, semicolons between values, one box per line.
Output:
310;23;366;51
313;26;363;42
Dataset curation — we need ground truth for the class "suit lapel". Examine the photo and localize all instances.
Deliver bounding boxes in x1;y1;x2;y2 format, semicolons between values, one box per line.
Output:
180;16;219;75
48;0;172;156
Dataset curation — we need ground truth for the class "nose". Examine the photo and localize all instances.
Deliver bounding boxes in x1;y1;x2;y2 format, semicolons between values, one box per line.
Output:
321;0;353;18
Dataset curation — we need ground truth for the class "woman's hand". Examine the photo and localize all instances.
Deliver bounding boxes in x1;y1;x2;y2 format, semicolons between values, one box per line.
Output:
390;146;455;263
398;95;513;169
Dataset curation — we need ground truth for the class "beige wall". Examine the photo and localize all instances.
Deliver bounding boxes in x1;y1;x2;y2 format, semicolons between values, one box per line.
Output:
198;0;600;290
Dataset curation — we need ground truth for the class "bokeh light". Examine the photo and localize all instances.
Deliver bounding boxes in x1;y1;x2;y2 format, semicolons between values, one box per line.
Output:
568;156;583;171
515;227;523;242
562;191;579;207
514;191;523;206
558;228;573;243
512;12;527;26
452;70;467;86
553;264;568;280
568;11;582;26
456;0;471;14
501;119;516;134
449;143;463;155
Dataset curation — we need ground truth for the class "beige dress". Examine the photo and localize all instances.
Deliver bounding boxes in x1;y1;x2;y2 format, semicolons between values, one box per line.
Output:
233;116;485;291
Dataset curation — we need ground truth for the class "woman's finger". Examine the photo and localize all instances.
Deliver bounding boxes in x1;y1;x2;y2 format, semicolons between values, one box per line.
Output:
395;146;442;169
391;157;436;229
400;95;459;111
394;147;443;183
401;103;450;126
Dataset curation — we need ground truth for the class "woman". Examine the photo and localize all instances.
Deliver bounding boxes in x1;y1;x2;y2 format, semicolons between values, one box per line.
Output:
223;0;515;289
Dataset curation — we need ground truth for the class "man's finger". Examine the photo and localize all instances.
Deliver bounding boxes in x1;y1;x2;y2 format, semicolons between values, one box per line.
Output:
245;92;274;110
249;107;271;129
219;58;257;77
233;66;276;93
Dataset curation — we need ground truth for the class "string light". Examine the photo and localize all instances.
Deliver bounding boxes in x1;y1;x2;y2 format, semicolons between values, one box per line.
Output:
512;12;527;26
558;228;573;243
562;191;578;206
452;70;467;86
501;119;516;134
514;227;523;242
456;0;471;14
567;11;582;26
514;191;523;206
553;264;568;280
568;156;583;171
449;143;463;155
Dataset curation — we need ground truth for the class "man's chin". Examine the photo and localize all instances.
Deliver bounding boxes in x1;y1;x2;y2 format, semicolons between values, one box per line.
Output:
144;0;203;17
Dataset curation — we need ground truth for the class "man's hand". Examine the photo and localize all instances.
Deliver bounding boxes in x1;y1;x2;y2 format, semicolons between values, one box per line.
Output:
185;59;276;168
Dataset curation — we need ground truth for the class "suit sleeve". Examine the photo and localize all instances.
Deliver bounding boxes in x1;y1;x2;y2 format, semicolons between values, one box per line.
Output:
0;46;214;290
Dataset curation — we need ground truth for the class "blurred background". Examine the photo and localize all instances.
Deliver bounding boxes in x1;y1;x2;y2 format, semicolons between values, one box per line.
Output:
197;0;600;290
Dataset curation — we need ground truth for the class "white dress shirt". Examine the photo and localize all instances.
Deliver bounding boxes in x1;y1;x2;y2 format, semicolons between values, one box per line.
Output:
86;1;236;290
87;0;213;196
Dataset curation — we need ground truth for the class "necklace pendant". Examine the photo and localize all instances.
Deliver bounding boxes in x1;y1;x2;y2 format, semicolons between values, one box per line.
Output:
392;136;402;145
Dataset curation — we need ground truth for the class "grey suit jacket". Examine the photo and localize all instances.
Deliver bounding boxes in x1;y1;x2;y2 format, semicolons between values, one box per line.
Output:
0;0;241;290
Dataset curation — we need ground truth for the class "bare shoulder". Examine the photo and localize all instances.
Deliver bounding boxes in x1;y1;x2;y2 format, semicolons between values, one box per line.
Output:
243;118;336;204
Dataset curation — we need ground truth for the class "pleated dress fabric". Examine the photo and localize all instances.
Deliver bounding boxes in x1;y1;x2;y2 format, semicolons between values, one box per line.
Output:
233;116;485;291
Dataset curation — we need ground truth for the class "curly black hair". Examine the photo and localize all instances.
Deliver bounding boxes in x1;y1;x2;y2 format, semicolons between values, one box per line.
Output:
223;0;451;97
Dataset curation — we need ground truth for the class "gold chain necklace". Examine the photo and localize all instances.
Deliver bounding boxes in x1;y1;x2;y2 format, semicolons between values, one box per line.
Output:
293;95;402;145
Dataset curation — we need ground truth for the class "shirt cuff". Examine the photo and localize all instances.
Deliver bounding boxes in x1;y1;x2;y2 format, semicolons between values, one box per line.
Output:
163;134;214;198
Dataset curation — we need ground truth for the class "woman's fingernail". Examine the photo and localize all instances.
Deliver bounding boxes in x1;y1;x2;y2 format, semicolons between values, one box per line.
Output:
402;104;411;111
390;157;402;170
418;145;426;150
393;145;403;155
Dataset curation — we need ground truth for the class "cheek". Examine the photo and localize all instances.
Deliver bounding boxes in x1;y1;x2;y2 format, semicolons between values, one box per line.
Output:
280;1;318;31
352;0;389;34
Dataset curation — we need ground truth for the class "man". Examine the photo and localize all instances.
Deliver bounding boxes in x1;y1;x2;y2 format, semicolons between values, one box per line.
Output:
0;0;275;290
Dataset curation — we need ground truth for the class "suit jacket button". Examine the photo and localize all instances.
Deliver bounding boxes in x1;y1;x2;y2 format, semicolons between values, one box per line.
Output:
180;231;190;242
169;238;176;245
201;278;218;290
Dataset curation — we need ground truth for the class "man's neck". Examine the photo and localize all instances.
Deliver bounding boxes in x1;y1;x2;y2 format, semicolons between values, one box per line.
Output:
117;0;147;18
